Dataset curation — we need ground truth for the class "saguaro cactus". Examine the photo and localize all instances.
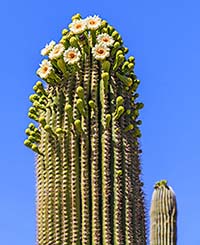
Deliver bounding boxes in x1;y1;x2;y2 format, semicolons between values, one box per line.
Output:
150;180;177;245
24;13;146;245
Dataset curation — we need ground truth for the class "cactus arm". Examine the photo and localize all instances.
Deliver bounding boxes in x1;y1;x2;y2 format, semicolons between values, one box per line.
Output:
90;59;101;244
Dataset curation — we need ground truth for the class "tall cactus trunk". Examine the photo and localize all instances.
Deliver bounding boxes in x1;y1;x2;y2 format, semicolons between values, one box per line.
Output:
24;13;146;245
150;180;177;245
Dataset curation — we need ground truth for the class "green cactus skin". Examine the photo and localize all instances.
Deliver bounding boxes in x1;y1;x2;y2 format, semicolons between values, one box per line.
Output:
25;14;146;245
150;180;177;245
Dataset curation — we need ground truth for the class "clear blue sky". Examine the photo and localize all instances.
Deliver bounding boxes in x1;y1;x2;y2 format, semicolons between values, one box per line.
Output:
0;0;199;244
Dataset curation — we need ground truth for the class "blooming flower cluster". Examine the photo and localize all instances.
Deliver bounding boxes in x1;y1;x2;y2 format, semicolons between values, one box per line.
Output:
69;15;102;34
92;33;114;61
37;15;116;79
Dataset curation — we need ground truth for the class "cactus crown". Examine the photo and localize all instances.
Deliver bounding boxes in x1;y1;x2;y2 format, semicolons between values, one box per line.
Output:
24;13;146;245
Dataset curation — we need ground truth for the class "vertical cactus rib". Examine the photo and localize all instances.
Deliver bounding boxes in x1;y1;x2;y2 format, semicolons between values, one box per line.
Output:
112;78;125;245
132;142;146;244
100;67;112;244
45;99;55;245
70;68;81;245
90;59;101;244
53;87;63;245
36;128;45;245
61;79;74;245
150;180;177;245
80;54;91;244
122;94;134;245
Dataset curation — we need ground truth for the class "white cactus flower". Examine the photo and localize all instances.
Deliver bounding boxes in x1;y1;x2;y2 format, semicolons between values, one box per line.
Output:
96;33;114;47
41;40;56;56
36;60;53;79
49;43;65;60
86;15;101;30
69;19;87;34
63;47;81;64
92;44;110;60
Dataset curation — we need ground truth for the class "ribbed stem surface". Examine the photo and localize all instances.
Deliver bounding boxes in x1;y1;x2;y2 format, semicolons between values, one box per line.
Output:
150;181;177;245
25;14;146;245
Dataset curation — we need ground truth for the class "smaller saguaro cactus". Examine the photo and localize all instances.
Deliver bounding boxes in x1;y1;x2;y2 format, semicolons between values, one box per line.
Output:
150;180;177;245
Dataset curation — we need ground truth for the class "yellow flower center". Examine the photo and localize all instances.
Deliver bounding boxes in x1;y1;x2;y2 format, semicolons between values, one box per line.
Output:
68;52;76;59
75;23;82;29
43;66;48;72
102;37;109;42
97;48;105;55
89;20;96;25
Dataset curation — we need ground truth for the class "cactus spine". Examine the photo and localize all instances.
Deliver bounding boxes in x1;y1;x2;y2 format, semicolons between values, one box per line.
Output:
150;180;177;245
24;13;146;244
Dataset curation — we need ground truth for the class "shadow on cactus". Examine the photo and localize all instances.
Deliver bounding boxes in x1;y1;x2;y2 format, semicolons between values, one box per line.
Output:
24;13;146;244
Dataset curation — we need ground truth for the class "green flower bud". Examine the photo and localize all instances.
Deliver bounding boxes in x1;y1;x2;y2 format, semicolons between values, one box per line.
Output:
76;98;85;116
111;30;119;39
128;56;135;62
116;96;124;108
101;72;109;82
55;128;63;134
116;72;133;86
113;54;125;71
57;58;67;74
29;94;39;103
136;120;142;125
76;86;84;99
65;104;73;121
123;47;129;54
117;170;123;176
29;123;35;130
102;60;111;72
71;13;81;22
124;124;134;132
114;106;125;120
111;42;121;56
38;117;46;127
25;128;31;136
31;144;42;154
44;125;54;134
28;112;38;121
24;139;32;148
101;20;107;28
126;109;131;115
136;102;144;110
74;119;82;133
88;100;95;109
105;114;111;128
69;36;79;48
62;28;68;36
